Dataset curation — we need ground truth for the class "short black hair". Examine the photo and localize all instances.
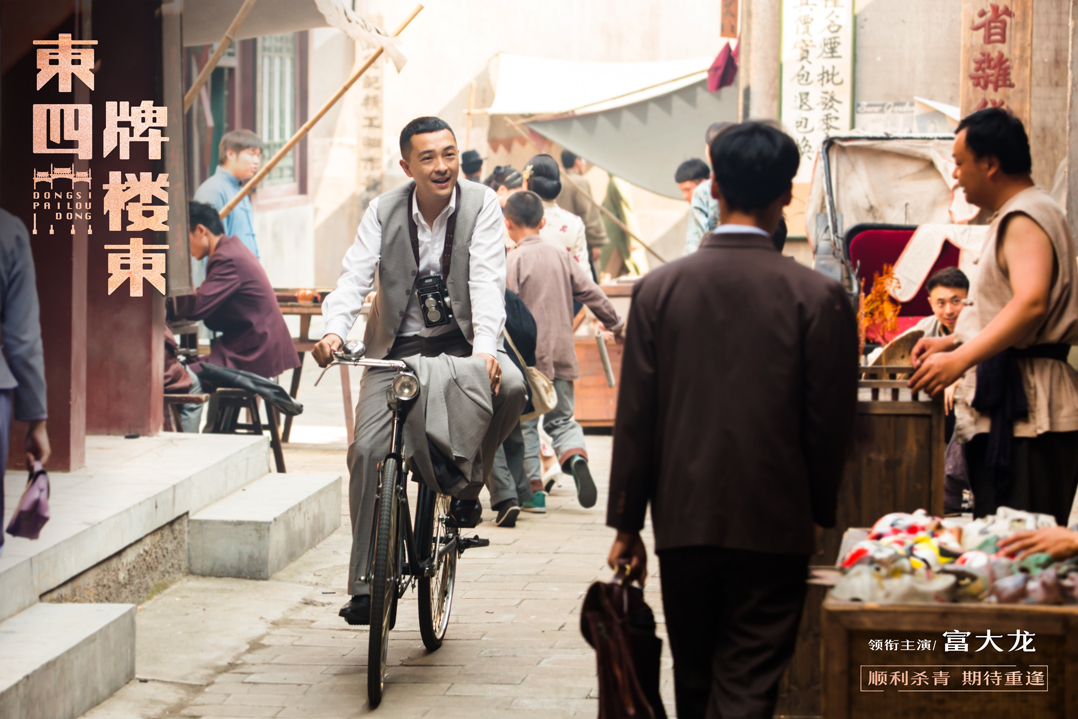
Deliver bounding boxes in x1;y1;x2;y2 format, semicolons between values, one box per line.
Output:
561;149;579;169
675;158;711;184
926;266;970;294
504;191;544;228
956;108;1032;175
705;121;733;145
399;116;456;159
189;200;224;236
709;122;800;212
524;154;561;201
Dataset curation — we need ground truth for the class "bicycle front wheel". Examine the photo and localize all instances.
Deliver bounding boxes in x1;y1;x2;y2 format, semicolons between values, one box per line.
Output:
417;486;456;651
368;457;401;707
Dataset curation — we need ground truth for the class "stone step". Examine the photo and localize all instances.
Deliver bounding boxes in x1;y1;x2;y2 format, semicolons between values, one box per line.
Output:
188;472;341;580
0;603;135;719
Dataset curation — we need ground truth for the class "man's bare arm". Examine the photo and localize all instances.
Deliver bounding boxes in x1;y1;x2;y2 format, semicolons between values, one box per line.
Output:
910;214;1054;395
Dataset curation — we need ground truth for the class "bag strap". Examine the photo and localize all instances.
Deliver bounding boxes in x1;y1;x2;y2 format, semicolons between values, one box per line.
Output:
503;330;529;368
407;184;461;278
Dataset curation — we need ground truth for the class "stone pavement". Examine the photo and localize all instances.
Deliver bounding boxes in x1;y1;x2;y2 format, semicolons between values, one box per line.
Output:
81;428;674;718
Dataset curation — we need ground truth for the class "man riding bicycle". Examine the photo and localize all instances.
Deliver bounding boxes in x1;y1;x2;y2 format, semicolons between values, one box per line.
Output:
313;116;526;627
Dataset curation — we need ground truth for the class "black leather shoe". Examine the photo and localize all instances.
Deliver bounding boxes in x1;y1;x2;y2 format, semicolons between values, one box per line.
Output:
447;498;483;528
339;595;370;625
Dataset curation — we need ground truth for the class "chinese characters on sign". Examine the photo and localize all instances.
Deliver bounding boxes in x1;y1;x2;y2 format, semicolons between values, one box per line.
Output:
860;631;1043;693
31;34;171;297
959;0;1032;125
780;0;854;184
868;630;1036;654
861;666;1047;692
721;0;739;39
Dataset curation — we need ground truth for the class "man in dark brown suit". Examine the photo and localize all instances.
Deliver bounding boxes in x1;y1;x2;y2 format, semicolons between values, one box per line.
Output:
174;201;300;381
606;122;858;719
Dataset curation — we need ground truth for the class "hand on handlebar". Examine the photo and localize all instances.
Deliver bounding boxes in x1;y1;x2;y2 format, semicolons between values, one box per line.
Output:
313;334;344;367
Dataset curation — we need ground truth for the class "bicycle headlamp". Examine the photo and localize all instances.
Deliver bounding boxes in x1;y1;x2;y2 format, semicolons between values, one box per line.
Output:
392;373;420;400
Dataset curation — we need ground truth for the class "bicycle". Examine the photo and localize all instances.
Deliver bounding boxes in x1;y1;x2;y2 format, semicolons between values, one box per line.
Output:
317;340;489;707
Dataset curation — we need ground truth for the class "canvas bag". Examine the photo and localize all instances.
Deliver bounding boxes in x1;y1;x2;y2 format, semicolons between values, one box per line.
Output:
7;461;50;540
504;331;556;421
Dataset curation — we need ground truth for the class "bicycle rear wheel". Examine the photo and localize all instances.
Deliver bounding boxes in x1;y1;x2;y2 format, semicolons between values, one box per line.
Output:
367;457;400;707
417;486;456;651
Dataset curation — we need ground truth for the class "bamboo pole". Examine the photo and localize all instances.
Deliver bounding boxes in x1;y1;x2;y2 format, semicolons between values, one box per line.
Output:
221;4;425;219
464;80;476;150
504;118;668;264
183;0;260;113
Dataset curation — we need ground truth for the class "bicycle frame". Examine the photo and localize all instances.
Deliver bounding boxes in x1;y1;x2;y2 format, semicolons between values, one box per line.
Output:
316;351;444;588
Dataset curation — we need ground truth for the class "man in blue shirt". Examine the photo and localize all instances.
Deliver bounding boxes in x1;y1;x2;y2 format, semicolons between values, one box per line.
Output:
193;129;263;260
684;122;732;254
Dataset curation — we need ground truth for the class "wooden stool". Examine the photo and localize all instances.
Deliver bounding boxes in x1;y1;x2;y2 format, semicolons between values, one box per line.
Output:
164;393;210;432
208;388;287;473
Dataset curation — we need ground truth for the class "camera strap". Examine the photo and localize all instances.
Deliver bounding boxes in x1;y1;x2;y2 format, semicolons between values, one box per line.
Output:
408;183;460;279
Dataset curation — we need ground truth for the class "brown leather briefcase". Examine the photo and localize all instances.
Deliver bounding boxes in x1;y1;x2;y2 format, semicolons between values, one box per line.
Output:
580;571;667;719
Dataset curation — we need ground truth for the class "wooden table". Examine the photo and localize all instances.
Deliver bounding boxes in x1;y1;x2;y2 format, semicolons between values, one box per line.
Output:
277;295;355;443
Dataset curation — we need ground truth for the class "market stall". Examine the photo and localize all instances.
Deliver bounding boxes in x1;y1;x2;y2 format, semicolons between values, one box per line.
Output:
820;507;1078;718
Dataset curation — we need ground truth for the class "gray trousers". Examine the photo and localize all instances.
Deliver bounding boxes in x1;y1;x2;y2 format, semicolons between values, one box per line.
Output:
487;422;540;507
177;367;204;434
346;332;526;595
543;378;588;466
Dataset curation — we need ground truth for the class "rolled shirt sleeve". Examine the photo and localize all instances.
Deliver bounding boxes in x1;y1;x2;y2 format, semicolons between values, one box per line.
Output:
321;198;382;342
467;189;508;357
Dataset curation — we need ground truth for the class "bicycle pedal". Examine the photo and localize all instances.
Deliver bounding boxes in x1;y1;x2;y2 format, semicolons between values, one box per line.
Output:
458;535;490;550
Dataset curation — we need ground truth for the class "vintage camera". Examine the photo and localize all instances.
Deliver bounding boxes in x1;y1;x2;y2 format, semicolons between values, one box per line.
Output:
417;274;454;328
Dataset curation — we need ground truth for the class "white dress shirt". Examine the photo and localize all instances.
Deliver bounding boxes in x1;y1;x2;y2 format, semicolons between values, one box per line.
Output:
710;223;772;239
322;181;507;357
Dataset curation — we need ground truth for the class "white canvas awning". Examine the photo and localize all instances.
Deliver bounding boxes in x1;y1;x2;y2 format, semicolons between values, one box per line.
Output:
183;0;329;46
182;0;405;69
484;52;737;200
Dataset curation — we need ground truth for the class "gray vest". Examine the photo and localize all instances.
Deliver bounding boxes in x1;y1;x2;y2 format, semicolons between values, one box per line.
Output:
364;179;487;360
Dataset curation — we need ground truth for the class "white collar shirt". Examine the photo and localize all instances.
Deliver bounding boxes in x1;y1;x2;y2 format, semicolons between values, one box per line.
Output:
322;179;507;357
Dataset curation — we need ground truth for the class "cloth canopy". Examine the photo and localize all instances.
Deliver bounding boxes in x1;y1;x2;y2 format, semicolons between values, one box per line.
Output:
182;0;405;69
806;137;980;247
486;51;737;200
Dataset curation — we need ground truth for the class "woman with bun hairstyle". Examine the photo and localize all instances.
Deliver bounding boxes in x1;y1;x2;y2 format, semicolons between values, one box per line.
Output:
524;154;589;274
484;165;525;207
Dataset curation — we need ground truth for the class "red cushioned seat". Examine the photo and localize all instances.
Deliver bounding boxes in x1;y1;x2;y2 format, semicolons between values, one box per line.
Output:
846;224;961;344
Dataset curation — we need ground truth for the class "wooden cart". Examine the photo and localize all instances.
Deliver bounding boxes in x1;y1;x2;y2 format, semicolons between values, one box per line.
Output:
775;368;947;718
572;282;634;427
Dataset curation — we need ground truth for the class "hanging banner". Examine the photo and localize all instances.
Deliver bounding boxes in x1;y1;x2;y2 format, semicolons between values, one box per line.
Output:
959;0;1032;127
721;0;739;39
780;0;854;184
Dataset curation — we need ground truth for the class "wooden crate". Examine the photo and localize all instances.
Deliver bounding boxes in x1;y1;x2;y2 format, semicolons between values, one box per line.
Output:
815;367;946;567
777;369;946;717
572;283;633;428
822;597;1078;718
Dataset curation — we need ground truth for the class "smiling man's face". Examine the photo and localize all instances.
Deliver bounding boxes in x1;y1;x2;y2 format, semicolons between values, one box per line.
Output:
401;129;459;203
